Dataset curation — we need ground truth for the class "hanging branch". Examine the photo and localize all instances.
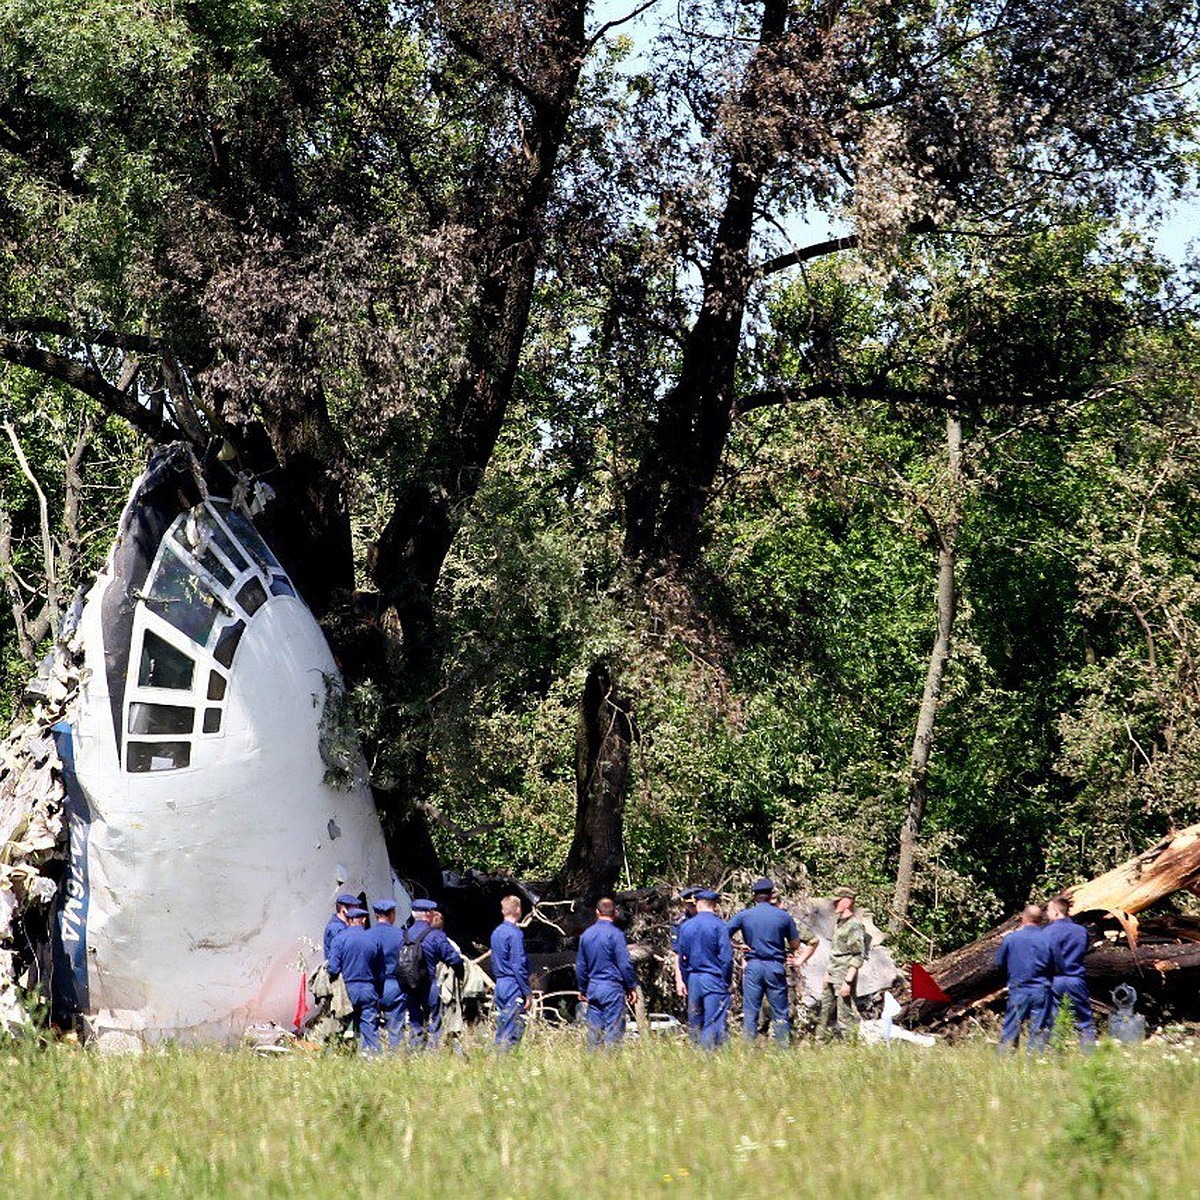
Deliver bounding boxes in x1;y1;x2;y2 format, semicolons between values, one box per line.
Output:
3;417;60;639
0;500;34;661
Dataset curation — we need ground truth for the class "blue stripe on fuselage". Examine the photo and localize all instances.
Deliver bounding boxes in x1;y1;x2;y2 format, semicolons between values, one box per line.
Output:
51;721;91;1022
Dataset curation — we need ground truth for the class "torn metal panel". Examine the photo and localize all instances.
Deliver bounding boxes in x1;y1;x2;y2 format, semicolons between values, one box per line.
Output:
784;897;900;1003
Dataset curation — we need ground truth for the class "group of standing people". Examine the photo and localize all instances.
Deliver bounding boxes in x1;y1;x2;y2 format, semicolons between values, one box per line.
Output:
323;893;464;1054
672;878;868;1048
323;879;872;1054
325;885;1101;1055
995;895;1094;1052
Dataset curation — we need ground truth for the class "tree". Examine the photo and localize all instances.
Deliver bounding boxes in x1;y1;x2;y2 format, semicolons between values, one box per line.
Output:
0;0;599;881
2;0;1198;908
606;0;1199;570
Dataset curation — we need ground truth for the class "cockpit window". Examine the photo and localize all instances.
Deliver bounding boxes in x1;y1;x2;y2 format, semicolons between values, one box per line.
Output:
128;703;195;736
213;619;246;668
219;505;281;576
138;631;195;690
210;523;248;574
144;549;220;646
127;741;191;773
124;500;294;774
236;577;267;616
172;524;236;590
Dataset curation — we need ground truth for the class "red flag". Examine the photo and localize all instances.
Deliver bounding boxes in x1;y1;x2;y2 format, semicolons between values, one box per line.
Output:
293;972;308;1032
910;962;951;1004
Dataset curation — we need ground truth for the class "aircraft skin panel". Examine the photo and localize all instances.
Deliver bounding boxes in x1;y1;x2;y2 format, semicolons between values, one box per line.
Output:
53;470;393;1046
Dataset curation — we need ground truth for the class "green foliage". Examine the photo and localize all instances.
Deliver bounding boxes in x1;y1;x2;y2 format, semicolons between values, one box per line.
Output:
0;382;140;723
385;221;1200;957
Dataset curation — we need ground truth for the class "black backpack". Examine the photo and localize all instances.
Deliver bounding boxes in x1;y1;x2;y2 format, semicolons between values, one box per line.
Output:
397;924;433;993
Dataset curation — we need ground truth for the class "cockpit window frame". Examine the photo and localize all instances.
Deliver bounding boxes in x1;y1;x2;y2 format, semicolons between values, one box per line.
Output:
121;499;299;774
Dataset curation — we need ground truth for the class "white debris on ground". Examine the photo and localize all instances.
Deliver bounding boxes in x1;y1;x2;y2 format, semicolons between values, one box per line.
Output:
0;621;83;1034
857;1019;937;1046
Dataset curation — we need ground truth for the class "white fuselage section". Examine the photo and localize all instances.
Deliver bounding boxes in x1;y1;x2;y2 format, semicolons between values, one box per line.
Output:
60;497;393;1046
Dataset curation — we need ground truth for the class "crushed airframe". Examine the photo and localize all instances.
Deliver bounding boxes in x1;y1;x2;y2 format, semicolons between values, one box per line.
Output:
0;444;396;1047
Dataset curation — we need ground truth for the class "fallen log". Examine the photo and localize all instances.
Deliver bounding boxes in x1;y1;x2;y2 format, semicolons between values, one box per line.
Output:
906;822;1200;1026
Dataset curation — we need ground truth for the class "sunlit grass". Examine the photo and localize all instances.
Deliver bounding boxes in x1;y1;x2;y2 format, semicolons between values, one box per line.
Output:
0;1032;1193;1198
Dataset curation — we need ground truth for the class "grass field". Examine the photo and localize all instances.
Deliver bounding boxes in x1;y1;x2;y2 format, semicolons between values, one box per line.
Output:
0;1031;1192;1199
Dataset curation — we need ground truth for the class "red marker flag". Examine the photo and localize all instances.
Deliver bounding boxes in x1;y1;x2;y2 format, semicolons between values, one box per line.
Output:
293;972;309;1032
910;962;951;1004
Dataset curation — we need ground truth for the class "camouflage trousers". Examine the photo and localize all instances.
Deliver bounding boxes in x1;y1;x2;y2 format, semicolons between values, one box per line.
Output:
817;966;859;1038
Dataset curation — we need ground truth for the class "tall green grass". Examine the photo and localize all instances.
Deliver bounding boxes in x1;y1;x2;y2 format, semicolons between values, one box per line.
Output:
0;1034;1190;1198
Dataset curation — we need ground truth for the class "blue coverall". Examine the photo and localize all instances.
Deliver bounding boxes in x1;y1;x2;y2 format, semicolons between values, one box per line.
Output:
327;925;383;1055
323;913;348;962
405;923;463;1048
727;901;799;1044
996;923;1052;1053
1045;918;1095;1046
369;920;407;1052
677;910;733;1049
490;920;531;1049
575;919;639;1048
672;912;701;1040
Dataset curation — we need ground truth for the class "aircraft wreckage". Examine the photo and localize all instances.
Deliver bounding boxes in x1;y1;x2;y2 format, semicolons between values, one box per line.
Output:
0;445;398;1048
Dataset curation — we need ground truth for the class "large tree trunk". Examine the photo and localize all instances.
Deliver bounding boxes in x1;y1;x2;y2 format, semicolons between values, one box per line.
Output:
557;662;636;899
906;820;1200;1023
891;411;963;933
622;0;791;569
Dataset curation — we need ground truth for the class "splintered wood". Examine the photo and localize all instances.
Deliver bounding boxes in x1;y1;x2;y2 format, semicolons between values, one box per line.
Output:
1065;823;1200;917
906;822;1200;1028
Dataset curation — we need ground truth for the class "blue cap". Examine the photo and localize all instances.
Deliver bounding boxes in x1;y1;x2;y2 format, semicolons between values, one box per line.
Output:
751;877;775;894
335;892;359;907
696;888;720;901
346;906;368;918
679;887;699;900
372;898;396;913
411;898;439;912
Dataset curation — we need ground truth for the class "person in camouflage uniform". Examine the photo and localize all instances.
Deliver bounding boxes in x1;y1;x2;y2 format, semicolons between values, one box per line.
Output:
818;888;866;1038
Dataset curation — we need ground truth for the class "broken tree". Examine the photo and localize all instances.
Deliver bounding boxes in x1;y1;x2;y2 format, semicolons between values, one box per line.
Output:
907;822;1200;1026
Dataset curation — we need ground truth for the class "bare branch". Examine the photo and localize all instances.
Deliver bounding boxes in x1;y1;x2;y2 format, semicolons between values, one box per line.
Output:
757;234;858;279
2;417;59;637
0;317;161;355
59;411;99;598
586;0;662;53
0;501;34;661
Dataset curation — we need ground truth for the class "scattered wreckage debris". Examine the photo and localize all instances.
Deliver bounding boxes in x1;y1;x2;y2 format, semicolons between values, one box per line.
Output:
905;821;1200;1032
0;608;82;1035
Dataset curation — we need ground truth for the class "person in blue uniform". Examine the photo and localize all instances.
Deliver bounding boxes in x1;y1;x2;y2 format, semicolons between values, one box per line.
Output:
671;887;700;1035
490;894;532;1049
327;905;383;1055
996;904;1052;1054
405;898;463;1049
676;889;733;1049
575;897;639;1049
727;878;803;1044
1045;895;1095;1049
323;892;359;961
368;897;406;1052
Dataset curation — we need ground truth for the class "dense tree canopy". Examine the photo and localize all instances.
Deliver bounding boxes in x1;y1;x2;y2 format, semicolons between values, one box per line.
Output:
2;0;1199;948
